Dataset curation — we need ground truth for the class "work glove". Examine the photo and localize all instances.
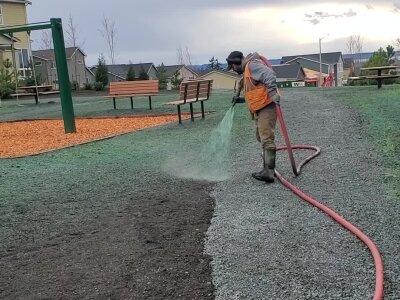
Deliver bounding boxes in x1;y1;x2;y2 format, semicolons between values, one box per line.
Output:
271;93;280;104
232;96;245;104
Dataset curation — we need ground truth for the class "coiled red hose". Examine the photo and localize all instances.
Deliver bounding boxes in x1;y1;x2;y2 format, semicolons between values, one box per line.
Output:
274;104;384;300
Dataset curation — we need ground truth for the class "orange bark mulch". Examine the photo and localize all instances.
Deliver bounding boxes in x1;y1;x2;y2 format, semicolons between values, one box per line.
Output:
0;115;188;158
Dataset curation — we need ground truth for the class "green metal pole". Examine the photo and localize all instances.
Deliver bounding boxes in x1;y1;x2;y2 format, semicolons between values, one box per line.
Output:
51;18;76;133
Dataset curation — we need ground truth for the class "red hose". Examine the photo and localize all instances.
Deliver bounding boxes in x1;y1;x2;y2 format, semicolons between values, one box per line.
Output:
274;104;384;300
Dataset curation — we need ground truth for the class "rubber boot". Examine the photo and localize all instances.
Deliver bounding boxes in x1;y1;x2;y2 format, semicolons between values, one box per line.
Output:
252;149;276;183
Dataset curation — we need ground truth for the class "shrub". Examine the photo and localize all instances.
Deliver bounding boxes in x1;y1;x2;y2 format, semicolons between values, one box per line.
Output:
0;82;15;99
70;81;79;90
83;83;93;90
93;82;105;91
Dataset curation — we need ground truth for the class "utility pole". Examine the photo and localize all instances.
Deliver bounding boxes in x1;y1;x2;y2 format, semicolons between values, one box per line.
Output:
319;34;329;87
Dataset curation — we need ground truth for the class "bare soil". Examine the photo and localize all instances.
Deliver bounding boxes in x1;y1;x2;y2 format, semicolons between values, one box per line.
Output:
0;114;215;299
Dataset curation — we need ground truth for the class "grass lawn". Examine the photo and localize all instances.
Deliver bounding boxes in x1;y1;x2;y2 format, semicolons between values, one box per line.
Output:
325;85;400;197
1;86;399;298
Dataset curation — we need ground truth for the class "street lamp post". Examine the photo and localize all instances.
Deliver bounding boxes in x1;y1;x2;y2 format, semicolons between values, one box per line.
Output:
319;34;329;87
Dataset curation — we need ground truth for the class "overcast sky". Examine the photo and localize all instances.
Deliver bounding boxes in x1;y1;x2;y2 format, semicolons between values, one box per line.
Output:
27;0;400;66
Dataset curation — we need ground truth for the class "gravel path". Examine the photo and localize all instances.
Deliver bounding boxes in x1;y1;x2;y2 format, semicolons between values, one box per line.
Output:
205;88;400;299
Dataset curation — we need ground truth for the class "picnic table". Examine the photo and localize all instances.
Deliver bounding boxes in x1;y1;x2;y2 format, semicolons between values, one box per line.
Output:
18;85;54;104
360;66;399;89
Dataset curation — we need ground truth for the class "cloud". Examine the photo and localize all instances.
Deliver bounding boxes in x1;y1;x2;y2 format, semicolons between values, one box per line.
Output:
305;18;320;25
366;4;374;9
304;8;357;25
343;9;357;17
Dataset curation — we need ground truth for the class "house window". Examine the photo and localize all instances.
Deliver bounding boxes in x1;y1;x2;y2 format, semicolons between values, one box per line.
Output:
34;61;42;67
0;6;3;25
77;60;83;64
18;49;29;69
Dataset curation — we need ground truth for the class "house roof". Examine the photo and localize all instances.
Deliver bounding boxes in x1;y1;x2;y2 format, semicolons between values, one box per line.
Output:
343;58;354;68
161;64;199;77
161;65;184;77
90;63;156;79
0;0;32;4
281;52;342;64
198;69;242;79
342;52;374;60
32;47;86;60
0;33;20;46
272;64;305;80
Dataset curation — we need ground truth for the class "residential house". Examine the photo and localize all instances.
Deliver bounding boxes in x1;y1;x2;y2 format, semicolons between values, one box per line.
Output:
163;65;198;81
0;0;31;77
196;63;307;90
32;47;88;87
85;66;95;84
162;64;198;89
343;57;355;82
342;52;374;65
272;64;307;88
197;69;241;90
90;63;158;83
281;52;344;86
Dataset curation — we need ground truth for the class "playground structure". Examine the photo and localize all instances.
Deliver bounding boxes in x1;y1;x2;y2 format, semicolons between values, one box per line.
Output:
0;18;76;133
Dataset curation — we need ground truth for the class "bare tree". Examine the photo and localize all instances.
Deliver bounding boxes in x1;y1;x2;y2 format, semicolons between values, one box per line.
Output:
354;35;363;54
346;35;355;55
354;35;363;66
65;15;85;48
184;46;192;65
100;16;117;65
65;15;85;88
177;47;184;65
39;30;53;49
176;46;192;65
394;38;400;50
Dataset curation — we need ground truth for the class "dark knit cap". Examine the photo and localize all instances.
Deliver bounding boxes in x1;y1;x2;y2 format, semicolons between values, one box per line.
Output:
225;51;244;71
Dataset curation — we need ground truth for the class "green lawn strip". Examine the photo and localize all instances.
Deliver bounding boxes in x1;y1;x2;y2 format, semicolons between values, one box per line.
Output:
332;85;400;197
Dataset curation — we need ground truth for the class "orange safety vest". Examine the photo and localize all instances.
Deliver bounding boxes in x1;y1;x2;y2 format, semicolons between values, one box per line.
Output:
243;59;273;113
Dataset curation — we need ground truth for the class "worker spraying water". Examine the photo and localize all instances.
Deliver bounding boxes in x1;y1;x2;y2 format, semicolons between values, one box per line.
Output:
226;50;280;183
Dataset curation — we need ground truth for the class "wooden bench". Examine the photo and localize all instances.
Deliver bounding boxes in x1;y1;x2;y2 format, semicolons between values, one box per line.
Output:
39;90;60;96
10;92;39;103
164;79;213;124
105;80;159;109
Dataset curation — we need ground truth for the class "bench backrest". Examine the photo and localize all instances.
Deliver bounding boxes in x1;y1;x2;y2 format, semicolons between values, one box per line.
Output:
179;80;213;102
109;80;159;96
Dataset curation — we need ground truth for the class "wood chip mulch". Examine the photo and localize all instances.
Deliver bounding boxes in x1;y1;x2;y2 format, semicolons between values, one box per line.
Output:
0;115;188;158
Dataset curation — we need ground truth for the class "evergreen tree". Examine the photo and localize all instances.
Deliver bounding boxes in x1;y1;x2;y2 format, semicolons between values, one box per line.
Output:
207;56;215;70
95;54;108;87
156;63;168;89
386;45;396;64
215;58;222;70
138;66;149;80
126;64;136;81
170;70;183;89
366;48;388;68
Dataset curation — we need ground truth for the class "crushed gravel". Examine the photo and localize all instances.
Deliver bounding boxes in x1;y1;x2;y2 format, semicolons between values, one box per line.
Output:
205;88;400;299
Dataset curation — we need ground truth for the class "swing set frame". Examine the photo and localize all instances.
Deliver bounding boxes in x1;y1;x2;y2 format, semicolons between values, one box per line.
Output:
0;18;76;133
